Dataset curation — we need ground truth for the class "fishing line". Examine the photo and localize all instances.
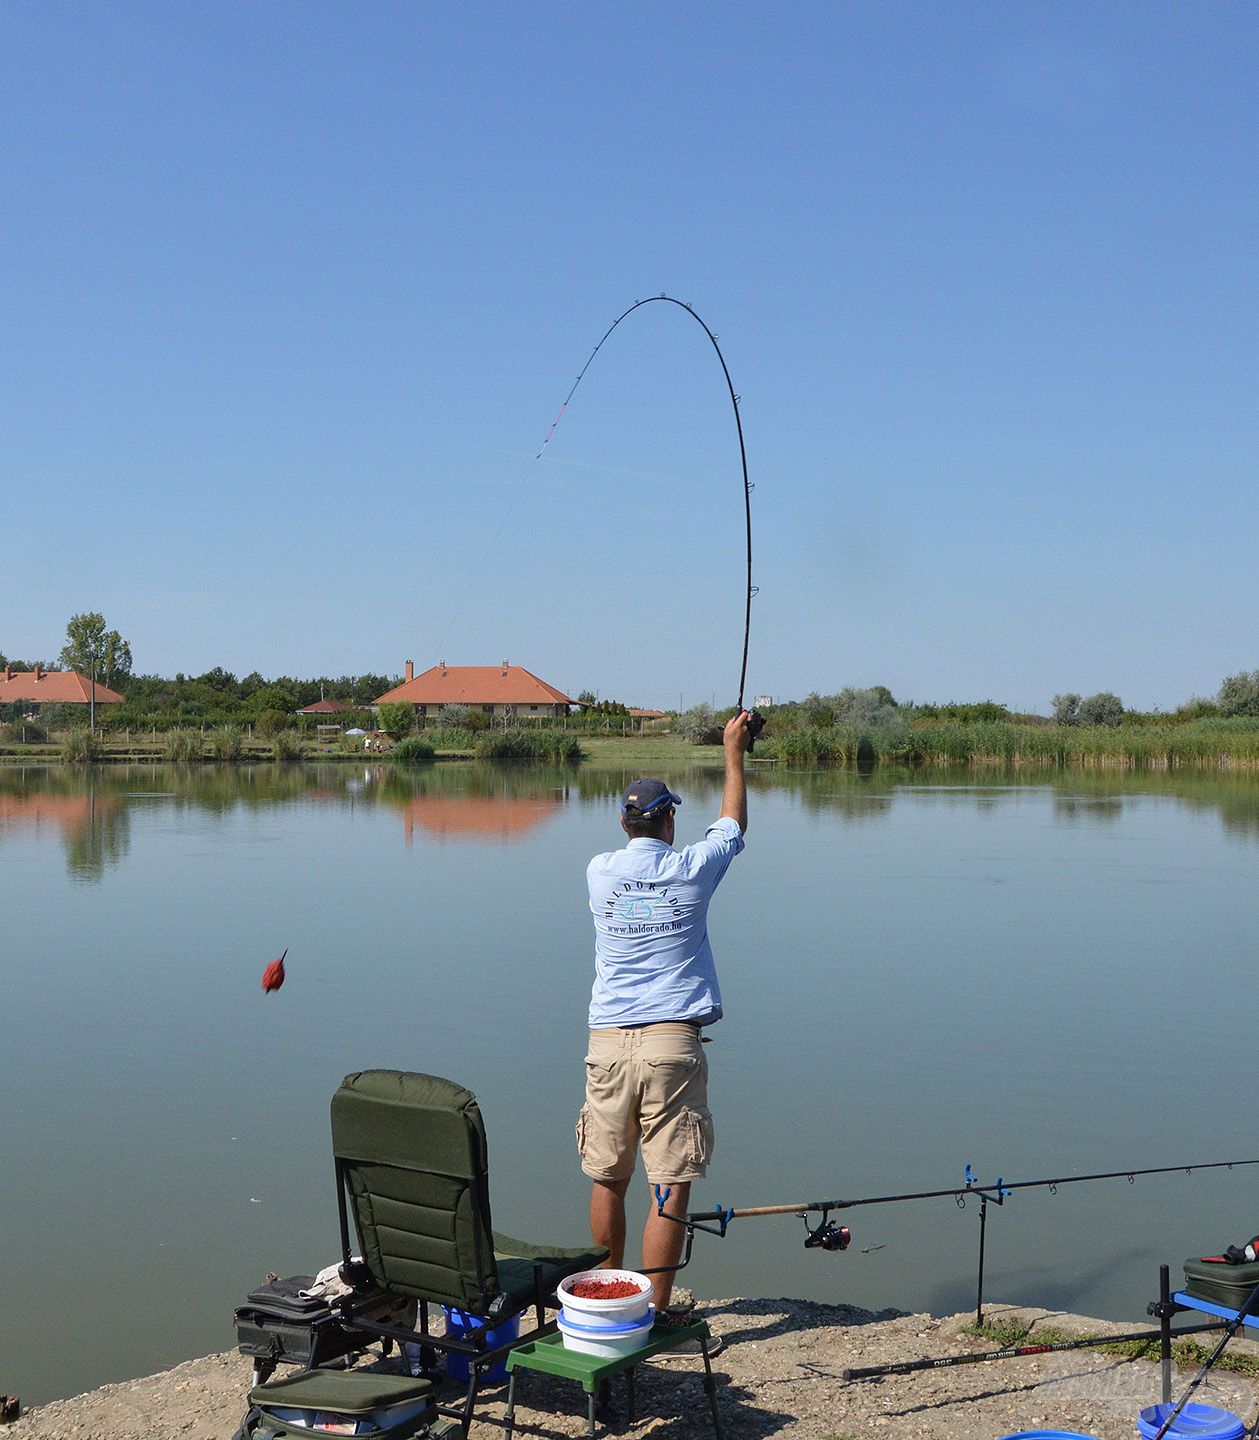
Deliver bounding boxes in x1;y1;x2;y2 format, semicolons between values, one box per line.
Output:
538;295;762;723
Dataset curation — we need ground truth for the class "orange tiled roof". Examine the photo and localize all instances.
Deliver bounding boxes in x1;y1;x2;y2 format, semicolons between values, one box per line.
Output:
298;699;352;713
0;668;124;704
375;664;574;707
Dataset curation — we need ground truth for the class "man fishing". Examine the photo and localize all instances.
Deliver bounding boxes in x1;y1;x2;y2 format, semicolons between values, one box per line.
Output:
577;708;752;1330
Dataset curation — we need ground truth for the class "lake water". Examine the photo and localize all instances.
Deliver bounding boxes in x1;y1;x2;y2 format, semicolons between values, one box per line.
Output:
4;759;1259;1407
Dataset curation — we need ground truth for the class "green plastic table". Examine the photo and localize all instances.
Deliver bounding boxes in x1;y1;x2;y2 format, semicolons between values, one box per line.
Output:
504;1319;724;1438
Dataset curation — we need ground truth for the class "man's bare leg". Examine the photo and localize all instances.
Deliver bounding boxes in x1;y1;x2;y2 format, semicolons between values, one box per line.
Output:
642;1180;690;1312
590;1177;630;1268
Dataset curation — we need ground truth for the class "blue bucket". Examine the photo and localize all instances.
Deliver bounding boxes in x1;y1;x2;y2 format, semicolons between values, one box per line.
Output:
1138;1405;1246;1440
441;1307;521;1384
1001;1432;1098;1439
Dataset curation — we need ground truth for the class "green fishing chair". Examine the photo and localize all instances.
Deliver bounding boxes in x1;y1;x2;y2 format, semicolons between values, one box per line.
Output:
251;1070;607;1438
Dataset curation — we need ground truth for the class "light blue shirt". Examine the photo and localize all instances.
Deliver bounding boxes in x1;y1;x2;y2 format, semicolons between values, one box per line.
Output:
587;816;745;1028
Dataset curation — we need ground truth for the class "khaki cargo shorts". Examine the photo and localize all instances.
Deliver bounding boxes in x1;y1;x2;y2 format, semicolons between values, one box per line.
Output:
576;1022;714;1185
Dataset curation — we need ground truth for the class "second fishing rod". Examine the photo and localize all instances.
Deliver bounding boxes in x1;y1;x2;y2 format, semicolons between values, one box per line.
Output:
653;1155;1259;1325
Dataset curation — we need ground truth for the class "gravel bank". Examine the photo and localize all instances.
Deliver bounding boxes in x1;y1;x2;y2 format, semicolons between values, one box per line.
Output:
10;1298;1259;1440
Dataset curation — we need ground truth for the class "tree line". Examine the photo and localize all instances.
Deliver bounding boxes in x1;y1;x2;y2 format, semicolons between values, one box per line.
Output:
8;612;1259;730
675;673;1259;744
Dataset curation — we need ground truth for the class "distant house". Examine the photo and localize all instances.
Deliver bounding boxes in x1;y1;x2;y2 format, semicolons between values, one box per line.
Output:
297;698;353;715
628;707;668;732
0;665;124;708
374;661;575;720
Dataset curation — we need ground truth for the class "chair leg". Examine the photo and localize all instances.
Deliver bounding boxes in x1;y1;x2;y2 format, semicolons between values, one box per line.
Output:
457;1369;481;1439
587;1390;597;1439
417;1301;440;1375
505;1373;517;1439
700;1339;725;1440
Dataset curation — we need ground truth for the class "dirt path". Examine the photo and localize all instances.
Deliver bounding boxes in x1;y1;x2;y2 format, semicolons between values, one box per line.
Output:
10;1299;1259;1440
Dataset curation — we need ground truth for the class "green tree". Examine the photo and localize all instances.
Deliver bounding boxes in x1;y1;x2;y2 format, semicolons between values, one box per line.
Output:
197;666;239;692
246;681;299;715
834;686;901;730
1052;693;1081;725
678;704;722;744
1218;671;1259;718
801;691;836;726
1078;691;1125;727
378;701;414;740
59;612;133;688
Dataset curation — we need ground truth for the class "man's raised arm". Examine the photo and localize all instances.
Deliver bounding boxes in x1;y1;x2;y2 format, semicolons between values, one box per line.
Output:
719;709;752;834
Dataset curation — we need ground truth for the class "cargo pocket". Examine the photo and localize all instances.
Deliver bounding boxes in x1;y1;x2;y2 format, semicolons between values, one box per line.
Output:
685;1106;715;1173
575;1102;591;1160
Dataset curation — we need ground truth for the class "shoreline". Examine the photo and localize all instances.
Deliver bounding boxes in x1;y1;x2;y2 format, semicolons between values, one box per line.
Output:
12;1298;1259;1439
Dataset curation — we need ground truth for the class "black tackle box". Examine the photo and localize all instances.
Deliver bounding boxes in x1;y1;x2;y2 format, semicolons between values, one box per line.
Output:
1183;1257;1259;1313
235;1274;413;1381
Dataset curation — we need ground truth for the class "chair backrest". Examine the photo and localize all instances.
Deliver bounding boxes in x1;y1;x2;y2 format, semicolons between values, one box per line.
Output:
331;1070;500;1311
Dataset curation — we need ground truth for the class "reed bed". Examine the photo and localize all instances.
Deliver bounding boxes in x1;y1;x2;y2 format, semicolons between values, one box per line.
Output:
162;727;203;762
756;721;1259;771
59;728;101;764
474;728;583;761
270;730;306;763
391;736;436;763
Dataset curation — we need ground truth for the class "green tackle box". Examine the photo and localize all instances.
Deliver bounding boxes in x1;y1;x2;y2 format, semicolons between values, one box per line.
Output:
1183;1256;1259;1313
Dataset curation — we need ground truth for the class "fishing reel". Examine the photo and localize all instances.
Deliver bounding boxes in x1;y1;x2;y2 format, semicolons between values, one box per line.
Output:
745;710;766;751
803;1210;851;1253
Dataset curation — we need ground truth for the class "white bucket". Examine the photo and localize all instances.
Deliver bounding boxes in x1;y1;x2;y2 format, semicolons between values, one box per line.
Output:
556;1269;653;1328
556;1307;656;1359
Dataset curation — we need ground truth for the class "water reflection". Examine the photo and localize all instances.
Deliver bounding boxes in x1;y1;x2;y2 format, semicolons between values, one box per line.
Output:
0;773;131;881
1052;795;1125;825
3;762;1259;886
8;755;1259;1407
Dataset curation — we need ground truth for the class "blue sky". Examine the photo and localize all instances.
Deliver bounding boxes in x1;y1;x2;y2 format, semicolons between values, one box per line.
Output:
4;2;1256;712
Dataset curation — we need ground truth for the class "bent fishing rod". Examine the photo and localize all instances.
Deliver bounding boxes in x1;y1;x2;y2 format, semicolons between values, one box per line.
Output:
538;295;764;742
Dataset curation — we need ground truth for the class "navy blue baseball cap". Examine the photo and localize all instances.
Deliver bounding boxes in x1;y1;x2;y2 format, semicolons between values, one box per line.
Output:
620;778;682;815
